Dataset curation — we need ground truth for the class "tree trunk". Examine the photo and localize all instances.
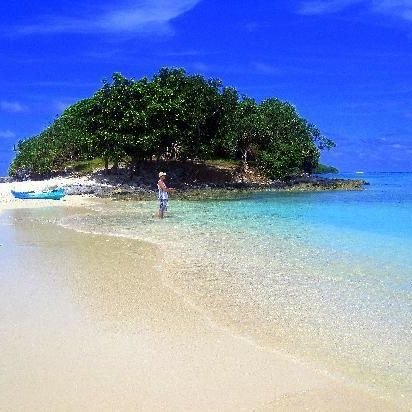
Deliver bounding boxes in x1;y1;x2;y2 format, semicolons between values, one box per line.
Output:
111;159;119;174
128;155;139;178
241;149;248;182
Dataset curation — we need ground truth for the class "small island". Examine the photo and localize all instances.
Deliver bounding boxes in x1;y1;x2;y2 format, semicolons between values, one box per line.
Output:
8;68;365;196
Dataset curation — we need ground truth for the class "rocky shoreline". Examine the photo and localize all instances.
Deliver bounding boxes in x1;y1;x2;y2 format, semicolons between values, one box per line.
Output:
61;173;368;200
2;162;369;201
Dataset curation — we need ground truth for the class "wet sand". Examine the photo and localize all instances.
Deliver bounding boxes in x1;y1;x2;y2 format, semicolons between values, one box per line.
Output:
0;207;402;411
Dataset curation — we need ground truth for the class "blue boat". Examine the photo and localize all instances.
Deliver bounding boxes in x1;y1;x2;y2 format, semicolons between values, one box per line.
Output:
11;188;65;200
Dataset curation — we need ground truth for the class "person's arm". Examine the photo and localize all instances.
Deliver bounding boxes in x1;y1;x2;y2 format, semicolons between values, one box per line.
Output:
158;180;175;192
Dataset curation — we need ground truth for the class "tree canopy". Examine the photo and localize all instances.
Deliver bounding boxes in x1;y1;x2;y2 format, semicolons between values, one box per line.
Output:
9;68;335;179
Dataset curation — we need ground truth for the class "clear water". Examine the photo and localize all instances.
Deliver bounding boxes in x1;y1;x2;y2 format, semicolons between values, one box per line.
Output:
60;172;412;405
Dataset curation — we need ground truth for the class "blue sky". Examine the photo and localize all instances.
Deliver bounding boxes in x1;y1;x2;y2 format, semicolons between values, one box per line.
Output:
1;0;411;175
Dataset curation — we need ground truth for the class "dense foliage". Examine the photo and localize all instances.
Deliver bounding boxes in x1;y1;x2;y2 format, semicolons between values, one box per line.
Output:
9;68;335;179
312;164;339;174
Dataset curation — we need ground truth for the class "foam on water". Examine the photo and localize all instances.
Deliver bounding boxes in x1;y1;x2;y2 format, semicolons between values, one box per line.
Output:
59;172;412;406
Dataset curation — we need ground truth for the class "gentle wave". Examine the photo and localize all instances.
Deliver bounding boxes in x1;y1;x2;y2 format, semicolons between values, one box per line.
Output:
58;173;412;406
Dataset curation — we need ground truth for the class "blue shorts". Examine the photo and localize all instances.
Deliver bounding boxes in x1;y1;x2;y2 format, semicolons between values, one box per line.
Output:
159;199;168;212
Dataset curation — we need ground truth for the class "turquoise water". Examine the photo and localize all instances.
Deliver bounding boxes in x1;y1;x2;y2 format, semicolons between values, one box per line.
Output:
60;172;412;406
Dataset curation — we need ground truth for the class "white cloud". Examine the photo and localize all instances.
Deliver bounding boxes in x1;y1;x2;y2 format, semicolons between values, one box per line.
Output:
298;0;412;21
53;101;70;113
298;0;362;15
14;0;201;36
162;50;203;57
0;130;16;139
372;0;412;21
244;22;271;32
252;62;281;75
191;62;211;72
0;101;26;113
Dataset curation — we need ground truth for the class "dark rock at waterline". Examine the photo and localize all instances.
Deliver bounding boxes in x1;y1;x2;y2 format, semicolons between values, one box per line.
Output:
62;183;155;199
62;175;368;200
0;176;13;183
62;184;101;196
278;176;369;191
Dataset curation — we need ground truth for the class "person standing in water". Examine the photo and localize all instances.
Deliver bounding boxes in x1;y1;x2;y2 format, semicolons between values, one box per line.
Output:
157;172;174;218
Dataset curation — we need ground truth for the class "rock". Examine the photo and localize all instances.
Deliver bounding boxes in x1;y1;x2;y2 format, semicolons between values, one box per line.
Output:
16;162;368;201
0;176;13;184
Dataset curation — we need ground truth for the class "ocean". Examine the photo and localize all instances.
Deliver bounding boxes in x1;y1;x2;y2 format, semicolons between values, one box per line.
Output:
59;172;412;405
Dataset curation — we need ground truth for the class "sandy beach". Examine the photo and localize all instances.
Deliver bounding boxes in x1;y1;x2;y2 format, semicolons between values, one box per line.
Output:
0;176;109;211
0;178;405;411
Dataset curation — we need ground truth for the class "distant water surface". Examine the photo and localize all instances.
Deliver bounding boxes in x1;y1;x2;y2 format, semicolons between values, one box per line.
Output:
60;172;412;407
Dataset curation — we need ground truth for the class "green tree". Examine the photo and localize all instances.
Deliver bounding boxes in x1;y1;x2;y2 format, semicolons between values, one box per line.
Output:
255;99;329;178
229;97;262;171
149;68;227;161
9;68;335;180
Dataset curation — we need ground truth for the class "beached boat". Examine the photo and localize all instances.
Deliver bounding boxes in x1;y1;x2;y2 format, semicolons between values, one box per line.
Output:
11;188;65;200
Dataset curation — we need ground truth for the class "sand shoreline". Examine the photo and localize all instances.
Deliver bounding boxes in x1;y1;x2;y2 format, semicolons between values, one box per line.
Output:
0;180;406;411
0;176;109;211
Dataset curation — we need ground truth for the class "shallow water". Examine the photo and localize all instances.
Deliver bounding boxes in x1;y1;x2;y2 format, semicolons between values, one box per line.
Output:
59;172;412;406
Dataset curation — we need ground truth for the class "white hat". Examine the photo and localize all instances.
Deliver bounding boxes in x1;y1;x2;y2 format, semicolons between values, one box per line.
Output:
158;172;167;177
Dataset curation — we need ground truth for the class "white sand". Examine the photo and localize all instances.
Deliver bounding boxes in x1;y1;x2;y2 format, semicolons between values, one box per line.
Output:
0;212;401;411
0;176;107;210
0;180;406;411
